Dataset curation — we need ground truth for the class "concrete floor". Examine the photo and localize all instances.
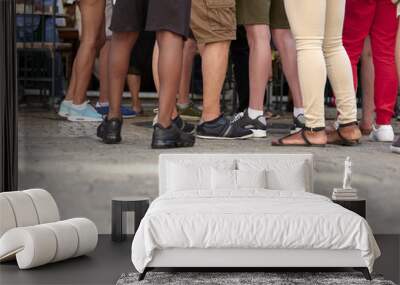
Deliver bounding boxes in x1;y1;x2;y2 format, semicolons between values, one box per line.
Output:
0;235;399;284
17;109;400;235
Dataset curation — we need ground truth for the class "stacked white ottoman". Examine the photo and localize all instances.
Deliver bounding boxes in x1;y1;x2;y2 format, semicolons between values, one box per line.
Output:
0;189;98;269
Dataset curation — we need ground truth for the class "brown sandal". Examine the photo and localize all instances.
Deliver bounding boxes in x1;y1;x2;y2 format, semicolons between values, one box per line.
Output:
272;127;326;147
327;122;362;146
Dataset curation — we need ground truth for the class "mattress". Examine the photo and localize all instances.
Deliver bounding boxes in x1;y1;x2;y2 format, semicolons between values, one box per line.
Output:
131;190;380;273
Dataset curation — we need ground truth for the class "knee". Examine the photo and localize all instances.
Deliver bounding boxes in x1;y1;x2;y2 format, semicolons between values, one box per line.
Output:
96;34;106;50
111;32;137;46
246;27;270;50
185;39;197;56
296;38;323;52
79;36;100;51
322;37;343;55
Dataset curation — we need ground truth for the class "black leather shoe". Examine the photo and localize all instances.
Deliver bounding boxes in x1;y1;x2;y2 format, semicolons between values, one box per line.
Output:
97;116;122;144
151;123;195;149
172;115;195;134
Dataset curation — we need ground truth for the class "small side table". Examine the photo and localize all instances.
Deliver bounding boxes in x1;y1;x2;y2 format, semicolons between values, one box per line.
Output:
333;199;366;218
112;196;150;242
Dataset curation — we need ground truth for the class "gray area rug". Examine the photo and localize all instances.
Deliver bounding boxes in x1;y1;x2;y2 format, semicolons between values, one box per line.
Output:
116;272;396;285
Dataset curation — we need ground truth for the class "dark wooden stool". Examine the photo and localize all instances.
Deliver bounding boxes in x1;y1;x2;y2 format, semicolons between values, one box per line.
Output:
333;199;366;218
112;196;150;242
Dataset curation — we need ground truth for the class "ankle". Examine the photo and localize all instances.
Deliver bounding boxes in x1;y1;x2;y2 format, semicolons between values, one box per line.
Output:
201;113;220;123
177;100;190;107
108;112;122;120
132;105;142;113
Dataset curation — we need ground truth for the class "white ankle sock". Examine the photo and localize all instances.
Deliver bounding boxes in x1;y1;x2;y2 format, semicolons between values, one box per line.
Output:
71;102;87;110
248;108;263;120
177;102;189;109
293;107;304;118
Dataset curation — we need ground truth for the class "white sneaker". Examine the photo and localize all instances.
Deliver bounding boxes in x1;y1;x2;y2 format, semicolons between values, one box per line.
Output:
369;125;395;142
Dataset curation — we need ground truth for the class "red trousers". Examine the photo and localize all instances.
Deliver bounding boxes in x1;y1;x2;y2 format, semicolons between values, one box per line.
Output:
343;0;399;125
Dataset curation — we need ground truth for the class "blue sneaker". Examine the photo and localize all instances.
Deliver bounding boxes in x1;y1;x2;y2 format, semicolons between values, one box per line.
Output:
68;101;103;122
96;104;137;119
58;100;72;118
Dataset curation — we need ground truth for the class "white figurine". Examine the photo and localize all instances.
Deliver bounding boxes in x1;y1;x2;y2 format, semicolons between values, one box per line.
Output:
342;157;352;190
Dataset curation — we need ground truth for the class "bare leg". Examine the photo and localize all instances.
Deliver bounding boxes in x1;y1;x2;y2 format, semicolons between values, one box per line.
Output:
360;37;375;132
156;31;184;127
127;74;142;113
108;32;139;119
65;63;76;101
98;39;111;103
199;41;230;121
272;29;303;108
177;38;197;105
152;41;179;119
152;42;160;91
245;25;271;111
69;0;106;105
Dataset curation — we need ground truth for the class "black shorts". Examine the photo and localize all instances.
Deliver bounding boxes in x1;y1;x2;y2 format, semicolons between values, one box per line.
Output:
110;0;191;38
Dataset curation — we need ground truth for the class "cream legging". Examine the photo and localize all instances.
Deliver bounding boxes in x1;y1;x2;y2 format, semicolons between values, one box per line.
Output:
284;0;357;128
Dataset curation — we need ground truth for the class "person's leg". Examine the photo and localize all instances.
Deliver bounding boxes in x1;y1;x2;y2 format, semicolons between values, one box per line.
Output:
177;38;197;105
176;38;202;120
71;0;106;105
360;37;375;134
147;0;195;148
127;74;142;113
273;0;327;146
270;0;303;123
342;0;375;91
98;0;113;105
271;29;302;109
107;32;139;119
152;42;160;91
284;0;326;129
156;31;184;128
245;25;271;113
64;64;76;101
199;41;230;121
370;0;398;127
323;0;361;144
152;42;180;120
98;39;111;104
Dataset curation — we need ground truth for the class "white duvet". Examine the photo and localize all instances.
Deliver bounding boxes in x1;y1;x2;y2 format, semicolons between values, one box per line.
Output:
131;190;380;273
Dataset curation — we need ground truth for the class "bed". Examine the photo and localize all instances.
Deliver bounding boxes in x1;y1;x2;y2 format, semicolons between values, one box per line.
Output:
131;154;380;281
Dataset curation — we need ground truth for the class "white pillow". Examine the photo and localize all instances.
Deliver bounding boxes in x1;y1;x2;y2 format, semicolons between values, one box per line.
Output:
211;168;237;191
266;166;306;192
211;169;268;191
166;160;236;192
237;159;308;192
236;169;267;189
167;162;211;191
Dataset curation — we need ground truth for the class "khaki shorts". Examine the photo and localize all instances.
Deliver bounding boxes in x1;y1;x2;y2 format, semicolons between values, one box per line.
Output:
191;0;237;44
236;0;290;29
